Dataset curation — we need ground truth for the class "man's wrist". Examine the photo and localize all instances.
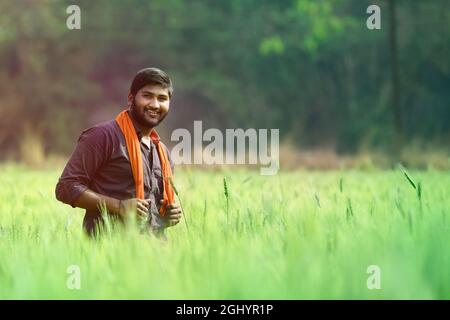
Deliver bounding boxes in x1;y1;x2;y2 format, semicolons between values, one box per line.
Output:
104;197;122;216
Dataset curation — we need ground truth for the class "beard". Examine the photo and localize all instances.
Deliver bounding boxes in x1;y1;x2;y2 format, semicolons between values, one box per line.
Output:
129;98;168;129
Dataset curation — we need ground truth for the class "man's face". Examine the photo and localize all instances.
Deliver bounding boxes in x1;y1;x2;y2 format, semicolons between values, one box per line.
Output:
129;83;170;129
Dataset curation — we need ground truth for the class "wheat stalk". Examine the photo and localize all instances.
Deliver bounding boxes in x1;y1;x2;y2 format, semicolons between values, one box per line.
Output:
398;164;416;189
223;177;229;225
169;177;190;235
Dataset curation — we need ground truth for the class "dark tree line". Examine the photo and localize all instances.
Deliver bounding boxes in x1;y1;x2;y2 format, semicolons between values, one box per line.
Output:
0;0;448;160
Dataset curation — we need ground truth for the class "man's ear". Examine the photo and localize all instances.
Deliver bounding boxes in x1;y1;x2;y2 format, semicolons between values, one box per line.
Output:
127;93;134;107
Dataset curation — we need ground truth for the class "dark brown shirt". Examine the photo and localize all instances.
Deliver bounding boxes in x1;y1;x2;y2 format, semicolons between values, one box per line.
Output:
55;110;174;235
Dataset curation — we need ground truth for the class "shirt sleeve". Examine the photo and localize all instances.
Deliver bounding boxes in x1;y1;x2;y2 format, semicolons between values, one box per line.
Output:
55;125;111;208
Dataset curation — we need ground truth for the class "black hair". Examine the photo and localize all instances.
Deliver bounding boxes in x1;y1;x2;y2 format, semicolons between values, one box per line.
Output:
129;67;173;97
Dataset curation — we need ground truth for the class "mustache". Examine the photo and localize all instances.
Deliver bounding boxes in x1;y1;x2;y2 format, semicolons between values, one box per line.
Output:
144;107;159;113
130;102;168;125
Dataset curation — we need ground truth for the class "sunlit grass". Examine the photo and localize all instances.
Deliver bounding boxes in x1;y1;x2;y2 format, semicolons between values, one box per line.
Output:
0;164;449;299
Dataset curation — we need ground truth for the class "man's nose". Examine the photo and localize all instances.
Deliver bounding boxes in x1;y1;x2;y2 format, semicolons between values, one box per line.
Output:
148;97;159;109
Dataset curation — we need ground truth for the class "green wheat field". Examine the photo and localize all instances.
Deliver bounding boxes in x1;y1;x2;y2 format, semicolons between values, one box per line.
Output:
0;164;449;299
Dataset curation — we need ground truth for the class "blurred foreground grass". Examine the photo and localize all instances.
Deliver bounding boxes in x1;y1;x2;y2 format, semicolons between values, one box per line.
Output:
0;164;449;299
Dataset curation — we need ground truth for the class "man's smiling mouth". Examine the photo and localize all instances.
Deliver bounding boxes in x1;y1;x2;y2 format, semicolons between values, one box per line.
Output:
145;109;159;117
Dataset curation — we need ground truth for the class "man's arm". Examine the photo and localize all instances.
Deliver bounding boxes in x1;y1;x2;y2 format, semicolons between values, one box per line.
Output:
73;189;150;218
55;126;113;211
73;189;121;215
55;125;150;218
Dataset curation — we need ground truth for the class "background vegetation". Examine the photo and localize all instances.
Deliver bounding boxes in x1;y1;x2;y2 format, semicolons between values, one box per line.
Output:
0;0;448;168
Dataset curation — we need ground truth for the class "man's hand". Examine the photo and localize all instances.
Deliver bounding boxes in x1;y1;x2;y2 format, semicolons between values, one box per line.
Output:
160;200;182;227
120;198;151;221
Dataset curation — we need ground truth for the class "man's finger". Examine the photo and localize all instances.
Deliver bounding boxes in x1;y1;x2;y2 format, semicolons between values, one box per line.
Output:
166;211;180;218
137;210;148;219
167;208;182;215
167;219;180;227
168;213;182;220
137;207;148;218
139;199;150;208
165;203;180;210
166;206;181;213
137;202;148;212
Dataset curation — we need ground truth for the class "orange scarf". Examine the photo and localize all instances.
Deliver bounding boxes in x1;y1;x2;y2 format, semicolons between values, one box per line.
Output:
115;109;174;216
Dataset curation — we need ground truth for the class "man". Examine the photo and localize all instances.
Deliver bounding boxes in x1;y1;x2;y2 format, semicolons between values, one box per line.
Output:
55;67;182;237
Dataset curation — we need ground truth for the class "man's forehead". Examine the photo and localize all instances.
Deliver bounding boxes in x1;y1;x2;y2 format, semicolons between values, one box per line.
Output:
139;84;169;96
